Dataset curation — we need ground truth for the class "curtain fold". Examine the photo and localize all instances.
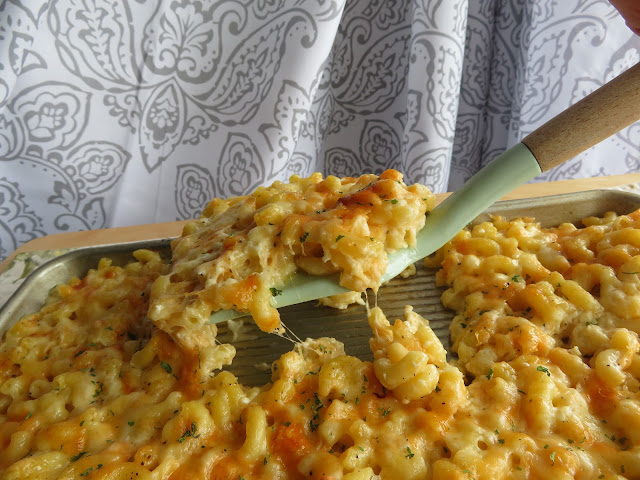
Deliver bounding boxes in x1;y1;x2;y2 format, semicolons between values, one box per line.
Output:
0;0;639;260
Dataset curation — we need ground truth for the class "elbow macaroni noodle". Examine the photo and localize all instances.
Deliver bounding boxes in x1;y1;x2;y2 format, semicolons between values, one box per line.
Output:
1;172;640;479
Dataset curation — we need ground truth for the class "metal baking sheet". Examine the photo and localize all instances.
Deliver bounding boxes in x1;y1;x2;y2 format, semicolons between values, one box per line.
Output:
2;189;640;386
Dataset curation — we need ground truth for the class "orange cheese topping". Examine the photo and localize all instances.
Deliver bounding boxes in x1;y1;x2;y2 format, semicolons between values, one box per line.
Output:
2;181;640;479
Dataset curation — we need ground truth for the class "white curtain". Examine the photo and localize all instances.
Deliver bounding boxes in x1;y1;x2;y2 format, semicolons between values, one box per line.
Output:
1;0;639;260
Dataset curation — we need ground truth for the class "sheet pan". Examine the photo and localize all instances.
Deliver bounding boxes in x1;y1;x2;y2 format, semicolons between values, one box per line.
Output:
2;189;640;385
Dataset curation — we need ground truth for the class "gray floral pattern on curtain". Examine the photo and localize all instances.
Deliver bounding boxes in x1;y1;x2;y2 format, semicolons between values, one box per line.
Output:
0;0;639;260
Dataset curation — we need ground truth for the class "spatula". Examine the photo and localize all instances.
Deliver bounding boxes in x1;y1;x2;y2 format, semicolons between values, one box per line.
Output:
210;62;640;324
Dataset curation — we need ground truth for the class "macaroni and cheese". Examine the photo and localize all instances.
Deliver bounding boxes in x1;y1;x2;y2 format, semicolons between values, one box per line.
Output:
148;170;434;349
1;174;639;479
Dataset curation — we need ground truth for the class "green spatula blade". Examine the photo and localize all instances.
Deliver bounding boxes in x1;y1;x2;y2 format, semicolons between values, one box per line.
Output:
381;143;541;282
209;143;541;324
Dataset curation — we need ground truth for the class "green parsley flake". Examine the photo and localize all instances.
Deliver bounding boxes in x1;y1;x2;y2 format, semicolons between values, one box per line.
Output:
269;287;282;296
71;451;88;462
178;422;199;443
536;365;551;376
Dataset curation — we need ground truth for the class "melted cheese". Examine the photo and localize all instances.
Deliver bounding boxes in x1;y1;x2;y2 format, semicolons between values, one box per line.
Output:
1;177;640;480
148;170;434;349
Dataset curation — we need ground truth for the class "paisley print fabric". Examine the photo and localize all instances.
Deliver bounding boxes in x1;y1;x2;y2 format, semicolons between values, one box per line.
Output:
0;0;639;260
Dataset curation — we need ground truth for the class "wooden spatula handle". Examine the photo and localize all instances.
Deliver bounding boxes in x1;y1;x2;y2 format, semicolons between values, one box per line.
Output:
522;62;640;172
